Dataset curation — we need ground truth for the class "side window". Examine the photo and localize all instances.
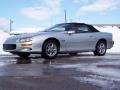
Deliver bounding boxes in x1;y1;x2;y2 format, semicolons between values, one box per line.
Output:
65;24;76;31
65;24;93;33
76;26;91;33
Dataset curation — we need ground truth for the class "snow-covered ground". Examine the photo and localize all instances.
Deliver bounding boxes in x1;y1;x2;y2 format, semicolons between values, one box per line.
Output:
0;30;10;54
10;27;44;34
0;26;120;54
95;26;120;53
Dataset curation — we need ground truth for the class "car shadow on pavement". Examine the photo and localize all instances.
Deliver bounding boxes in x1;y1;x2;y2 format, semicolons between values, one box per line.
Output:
16;57;32;64
15;56;54;65
14;53;95;64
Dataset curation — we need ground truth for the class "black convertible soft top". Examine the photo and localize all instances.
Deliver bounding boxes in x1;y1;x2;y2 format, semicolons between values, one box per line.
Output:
57;22;99;32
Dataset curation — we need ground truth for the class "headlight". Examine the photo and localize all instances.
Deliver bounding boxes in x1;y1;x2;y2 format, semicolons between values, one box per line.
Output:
17;38;32;43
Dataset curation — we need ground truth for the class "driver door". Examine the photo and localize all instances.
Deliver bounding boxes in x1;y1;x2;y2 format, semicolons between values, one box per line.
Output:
66;25;96;51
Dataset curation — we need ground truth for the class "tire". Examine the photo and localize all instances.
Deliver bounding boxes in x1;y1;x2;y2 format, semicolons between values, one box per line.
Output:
41;40;59;59
17;53;30;58
69;53;77;56
93;41;107;56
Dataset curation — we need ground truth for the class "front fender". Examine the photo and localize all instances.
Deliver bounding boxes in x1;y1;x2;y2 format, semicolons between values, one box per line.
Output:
31;35;48;52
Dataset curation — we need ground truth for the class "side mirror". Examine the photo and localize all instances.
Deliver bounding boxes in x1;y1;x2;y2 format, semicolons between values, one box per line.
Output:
67;31;75;34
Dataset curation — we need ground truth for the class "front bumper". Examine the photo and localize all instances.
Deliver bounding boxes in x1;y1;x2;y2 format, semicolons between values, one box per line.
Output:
3;43;32;53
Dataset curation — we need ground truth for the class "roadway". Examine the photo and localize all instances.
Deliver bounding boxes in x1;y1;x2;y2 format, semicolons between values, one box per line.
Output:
0;53;120;90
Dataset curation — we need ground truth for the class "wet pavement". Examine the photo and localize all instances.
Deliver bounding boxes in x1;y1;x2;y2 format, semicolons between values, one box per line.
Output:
0;53;120;90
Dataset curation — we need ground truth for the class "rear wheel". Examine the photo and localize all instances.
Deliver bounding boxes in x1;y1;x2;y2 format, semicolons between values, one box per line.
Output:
94;41;107;56
41;40;59;59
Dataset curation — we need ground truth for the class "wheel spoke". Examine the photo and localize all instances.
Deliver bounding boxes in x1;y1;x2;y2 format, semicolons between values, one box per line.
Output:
98;43;106;54
46;42;57;57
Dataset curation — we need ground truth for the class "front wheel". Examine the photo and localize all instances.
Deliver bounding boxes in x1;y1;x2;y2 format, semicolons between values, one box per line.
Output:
93;41;107;56
41;40;59;59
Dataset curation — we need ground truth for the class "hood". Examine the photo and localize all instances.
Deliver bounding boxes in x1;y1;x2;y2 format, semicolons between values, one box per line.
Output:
4;31;51;44
10;31;51;39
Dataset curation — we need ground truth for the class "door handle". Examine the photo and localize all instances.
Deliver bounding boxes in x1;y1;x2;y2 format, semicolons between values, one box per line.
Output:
89;35;93;37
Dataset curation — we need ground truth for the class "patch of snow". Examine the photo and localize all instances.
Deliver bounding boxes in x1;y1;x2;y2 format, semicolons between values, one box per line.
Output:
53;60;120;88
10;27;45;34
74;76;118;89
0;30;10;54
0;62;7;66
95;26;120;53
74;77;114;88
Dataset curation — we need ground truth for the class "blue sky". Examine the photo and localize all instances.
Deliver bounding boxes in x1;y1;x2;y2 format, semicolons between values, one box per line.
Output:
0;0;120;31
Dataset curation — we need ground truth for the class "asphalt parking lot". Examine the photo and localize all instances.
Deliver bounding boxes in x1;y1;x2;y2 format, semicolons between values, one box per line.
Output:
0;53;120;90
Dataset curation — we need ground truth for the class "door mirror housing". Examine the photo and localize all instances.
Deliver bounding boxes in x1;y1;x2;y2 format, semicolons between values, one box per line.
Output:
67;30;75;34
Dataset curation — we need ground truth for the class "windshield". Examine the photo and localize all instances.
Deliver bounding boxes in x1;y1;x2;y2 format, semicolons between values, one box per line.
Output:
44;24;69;32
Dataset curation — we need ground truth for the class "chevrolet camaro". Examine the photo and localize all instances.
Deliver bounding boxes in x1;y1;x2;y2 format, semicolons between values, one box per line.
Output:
3;23;114;59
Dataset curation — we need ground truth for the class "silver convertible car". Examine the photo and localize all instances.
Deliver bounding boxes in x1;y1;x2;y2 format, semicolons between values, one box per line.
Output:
3;23;114;59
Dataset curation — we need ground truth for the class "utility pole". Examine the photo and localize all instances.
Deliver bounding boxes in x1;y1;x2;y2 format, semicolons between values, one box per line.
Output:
64;9;67;23
70;19;73;22
10;19;13;33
